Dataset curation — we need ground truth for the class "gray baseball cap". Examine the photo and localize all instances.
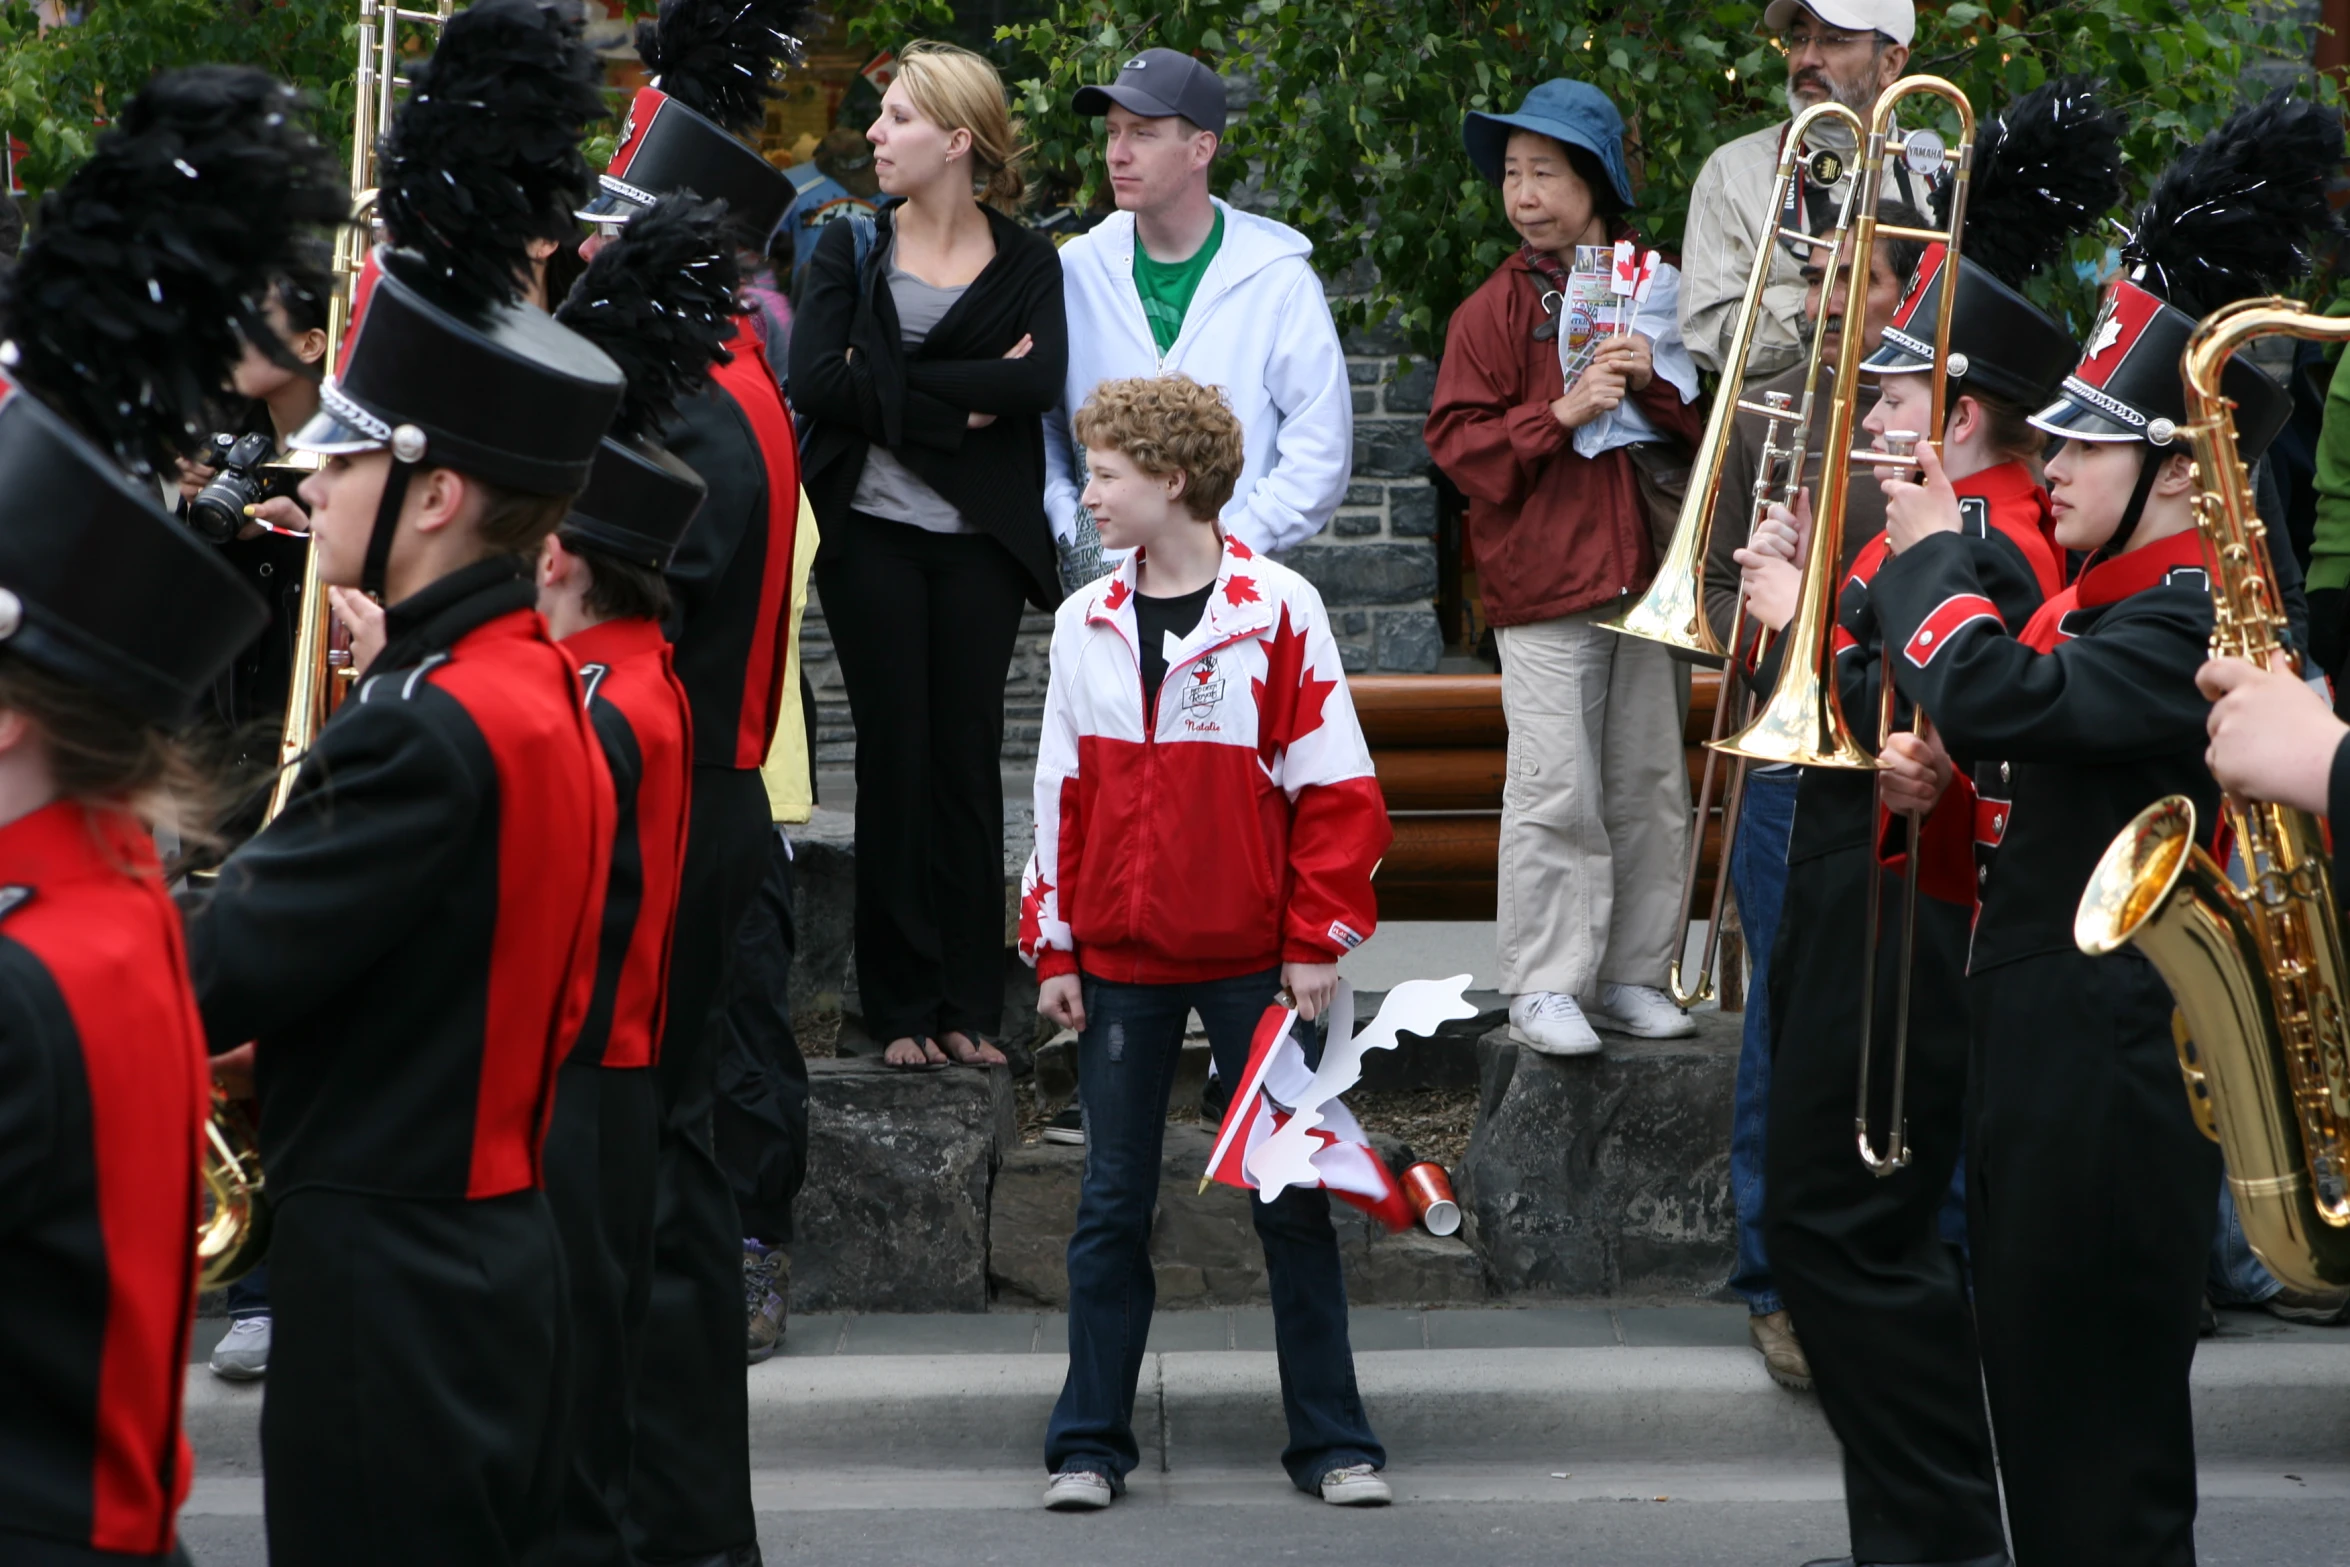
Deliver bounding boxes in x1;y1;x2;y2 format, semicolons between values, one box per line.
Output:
1073;48;1228;132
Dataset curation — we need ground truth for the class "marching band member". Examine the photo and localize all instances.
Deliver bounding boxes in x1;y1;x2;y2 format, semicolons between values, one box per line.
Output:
536;193;743;1567
0;66;333;1567
183;5;626;1561
1864;95;2340;1565
1739;79;2122;1567
580;3;811;1557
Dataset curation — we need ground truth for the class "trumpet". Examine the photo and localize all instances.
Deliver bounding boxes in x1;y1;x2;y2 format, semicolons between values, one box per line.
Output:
201;0;456;1290
2076;298;2350;1292
1606;99;1864;1007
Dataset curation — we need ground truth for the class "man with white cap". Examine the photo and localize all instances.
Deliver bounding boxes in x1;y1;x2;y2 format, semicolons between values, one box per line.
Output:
1679;0;1911;377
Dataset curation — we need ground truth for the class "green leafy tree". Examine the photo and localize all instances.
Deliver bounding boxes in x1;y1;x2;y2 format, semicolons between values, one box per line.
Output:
854;0;2329;357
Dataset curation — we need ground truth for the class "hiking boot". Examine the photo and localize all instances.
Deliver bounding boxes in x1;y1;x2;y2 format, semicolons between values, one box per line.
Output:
1508;992;1601;1056
1750;1308;1812;1391
745;1241;787;1365
208;1315;270;1382
1042;1470;1114;1510
1319;1464;1393;1506
2267;1283;2350;1326
1592;982;1698;1039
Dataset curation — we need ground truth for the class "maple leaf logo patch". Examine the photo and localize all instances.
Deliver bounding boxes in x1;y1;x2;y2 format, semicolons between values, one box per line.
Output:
1251;605;1335;765
1224;575;1261;607
1102;578;1131;611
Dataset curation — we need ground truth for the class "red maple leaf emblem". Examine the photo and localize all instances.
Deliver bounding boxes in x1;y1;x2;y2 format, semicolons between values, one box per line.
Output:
1223;575;1261;607
1251;605;1336;765
1228;537;1253;561
1192;665;1214;684
1018;874;1052;949
1103;578;1131;611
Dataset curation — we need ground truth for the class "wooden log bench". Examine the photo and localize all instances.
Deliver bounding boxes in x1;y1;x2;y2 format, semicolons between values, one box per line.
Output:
1350;671;1743;1007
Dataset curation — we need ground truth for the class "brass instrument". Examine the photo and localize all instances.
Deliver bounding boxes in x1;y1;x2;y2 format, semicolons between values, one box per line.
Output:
2076;298;2350;1292
1607;100;1863;1007
201;0;455;1290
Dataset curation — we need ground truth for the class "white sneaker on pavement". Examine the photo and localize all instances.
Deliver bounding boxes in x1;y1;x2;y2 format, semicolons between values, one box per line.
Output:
1319;1464;1393;1506
1593;982;1697;1039
1042;1470;1114;1511
1507;991;1601;1056
208;1315;270;1381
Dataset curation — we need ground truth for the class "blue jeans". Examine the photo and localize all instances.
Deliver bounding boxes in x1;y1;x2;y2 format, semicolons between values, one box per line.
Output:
2209;1177;2283;1306
1728;766;1797;1316
225;1259;270;1319
1046;966;1383;1492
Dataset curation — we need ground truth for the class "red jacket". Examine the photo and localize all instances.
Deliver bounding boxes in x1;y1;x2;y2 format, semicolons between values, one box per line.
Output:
1018;533;1391;985
1425;242;1706;627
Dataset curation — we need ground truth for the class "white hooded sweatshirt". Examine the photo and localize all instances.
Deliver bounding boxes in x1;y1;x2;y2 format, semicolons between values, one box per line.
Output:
1044;198;1353;558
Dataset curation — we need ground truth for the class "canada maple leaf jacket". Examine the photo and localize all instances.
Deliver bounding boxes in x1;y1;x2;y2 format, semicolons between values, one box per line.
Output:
1019;535;1391;985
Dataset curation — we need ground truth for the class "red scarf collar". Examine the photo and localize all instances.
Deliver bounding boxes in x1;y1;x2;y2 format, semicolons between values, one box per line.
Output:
2018;529;2204;651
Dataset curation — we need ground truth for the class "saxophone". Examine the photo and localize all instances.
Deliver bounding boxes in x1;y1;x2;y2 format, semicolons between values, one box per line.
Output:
2075;297;2350;1293
198;0;456;1291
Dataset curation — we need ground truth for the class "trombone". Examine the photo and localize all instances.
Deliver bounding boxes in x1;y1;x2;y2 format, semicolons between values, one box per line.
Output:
1605;98;1864;1007
199;0;456;1293
1707;78;1973;1176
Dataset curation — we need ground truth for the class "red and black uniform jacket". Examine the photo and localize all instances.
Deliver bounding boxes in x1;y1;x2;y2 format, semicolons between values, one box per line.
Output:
0;804;206;1563
568;617;693;1069
1755;458;2062;882
663;319;802;770
1873;527;2223;972
187;558;614;1200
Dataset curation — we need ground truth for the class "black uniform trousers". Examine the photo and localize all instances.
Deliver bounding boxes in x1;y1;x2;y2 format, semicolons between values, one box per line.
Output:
715;827;810;1244
262;1188;567;1567
1764;846;2005;1566
1969;949;2219;1567
4;1536;193;1566
542;1059;660;1567
814;512;1030;1044
630;764;768;1567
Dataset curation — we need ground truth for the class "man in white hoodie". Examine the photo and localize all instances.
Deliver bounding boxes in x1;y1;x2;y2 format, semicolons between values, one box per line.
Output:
1046;50;1353;579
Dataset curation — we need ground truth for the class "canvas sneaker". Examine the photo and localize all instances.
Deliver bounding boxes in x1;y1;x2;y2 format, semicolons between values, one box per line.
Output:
1319;1464;1393;1506
1041;1106;1085;1146
1507;991;1601;1056
1593;982;1697;1039
1042;1470;1114;1510
208;1315;270;1381
745;1242;787;1365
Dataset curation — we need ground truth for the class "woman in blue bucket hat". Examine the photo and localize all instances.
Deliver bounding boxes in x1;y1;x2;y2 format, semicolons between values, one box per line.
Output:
1425;80;1705;1056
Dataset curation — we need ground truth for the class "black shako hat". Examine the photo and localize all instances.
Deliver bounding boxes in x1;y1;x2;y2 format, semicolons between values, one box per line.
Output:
1861;244;2083;410
0;371;265;721
563;438;707;570
580;87;791;242
295;249;626;496
2029;277;2292;458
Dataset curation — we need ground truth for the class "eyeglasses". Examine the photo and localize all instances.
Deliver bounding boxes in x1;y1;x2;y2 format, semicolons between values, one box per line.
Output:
1774;28;1881;55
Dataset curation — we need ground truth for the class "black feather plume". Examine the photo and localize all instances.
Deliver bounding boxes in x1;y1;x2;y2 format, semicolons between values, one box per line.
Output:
0;66;343;478
636;0;815;138
1935;75;2125;289
2123;91;2345;318
377;0;605;319
556;193;743;442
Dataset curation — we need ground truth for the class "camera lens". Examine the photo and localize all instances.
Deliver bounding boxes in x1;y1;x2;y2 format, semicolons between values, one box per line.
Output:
188;470;259;544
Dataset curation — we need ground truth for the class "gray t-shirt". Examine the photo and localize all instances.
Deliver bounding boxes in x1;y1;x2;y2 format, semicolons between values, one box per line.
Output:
851;242;971;534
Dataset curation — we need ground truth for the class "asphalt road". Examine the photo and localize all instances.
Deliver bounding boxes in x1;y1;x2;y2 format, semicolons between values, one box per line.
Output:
175;1465;2350;1566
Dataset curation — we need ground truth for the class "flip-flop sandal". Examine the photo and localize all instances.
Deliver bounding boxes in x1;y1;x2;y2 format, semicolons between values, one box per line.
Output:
942;1032;1010;1069
884;1037;948;1073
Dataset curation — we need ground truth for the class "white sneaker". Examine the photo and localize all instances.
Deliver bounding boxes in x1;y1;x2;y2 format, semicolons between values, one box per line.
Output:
1319;1463;1394;1506
1508;991;1601;1056
208;1316;270;1382
1042;1469;1114;1510
1593;982;1697;1039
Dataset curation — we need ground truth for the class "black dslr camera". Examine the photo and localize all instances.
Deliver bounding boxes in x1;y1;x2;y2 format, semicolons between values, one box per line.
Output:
187;432;303;544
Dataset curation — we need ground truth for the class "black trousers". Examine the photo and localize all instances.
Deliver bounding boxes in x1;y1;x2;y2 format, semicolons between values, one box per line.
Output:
262;1188;567;1567
630;765;767;1567
814;511;1029;1043
542;1061;659;1567
1970;950;2219;1567
715;826;809;1245
1764;846;2004;1566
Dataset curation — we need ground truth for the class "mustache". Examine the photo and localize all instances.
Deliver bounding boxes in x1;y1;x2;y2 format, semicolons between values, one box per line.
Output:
1792;69;1829;91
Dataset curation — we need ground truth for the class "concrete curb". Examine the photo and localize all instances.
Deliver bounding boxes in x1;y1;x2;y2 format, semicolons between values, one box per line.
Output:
185;1341;2350;1475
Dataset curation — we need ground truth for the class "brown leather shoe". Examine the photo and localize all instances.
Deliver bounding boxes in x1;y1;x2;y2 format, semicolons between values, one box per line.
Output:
1749;1308;1812;1391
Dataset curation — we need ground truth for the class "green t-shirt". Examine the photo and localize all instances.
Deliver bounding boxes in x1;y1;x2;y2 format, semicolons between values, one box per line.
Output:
1133;209;1224;355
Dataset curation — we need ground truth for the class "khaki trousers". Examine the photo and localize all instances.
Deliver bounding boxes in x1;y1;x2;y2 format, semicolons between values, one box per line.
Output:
1494;610;1690;998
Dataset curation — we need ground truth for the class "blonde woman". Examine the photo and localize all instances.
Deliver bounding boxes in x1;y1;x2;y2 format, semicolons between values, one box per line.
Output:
790;41;1067;1073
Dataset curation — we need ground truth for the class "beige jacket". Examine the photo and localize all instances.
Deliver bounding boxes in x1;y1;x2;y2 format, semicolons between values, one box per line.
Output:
1680;122;1814;380
758;488;822;824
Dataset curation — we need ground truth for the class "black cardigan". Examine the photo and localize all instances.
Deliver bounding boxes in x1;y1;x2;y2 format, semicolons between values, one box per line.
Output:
789;203;1068;609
